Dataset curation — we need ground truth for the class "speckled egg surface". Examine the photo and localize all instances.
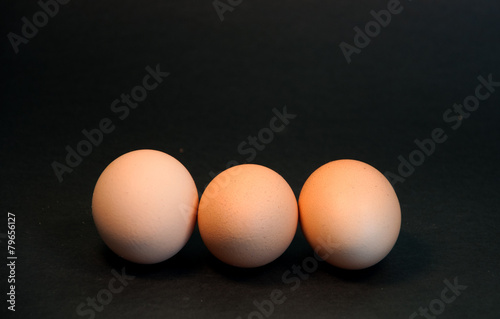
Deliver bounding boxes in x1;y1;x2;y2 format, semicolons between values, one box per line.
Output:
198;164;298;268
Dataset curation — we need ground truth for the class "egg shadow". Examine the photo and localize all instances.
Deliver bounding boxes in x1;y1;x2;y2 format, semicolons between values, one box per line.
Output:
99;226;206;279
99;246;198;278
205;225;313;283
317;229;433;284
205;254;276;282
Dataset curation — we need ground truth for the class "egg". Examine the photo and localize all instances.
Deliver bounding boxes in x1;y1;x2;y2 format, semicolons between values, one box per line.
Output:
298;159;401;270
91;149;198;264
198;164;298;268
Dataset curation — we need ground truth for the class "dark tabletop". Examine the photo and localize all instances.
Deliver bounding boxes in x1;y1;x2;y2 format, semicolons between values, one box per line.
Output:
1;0;499;318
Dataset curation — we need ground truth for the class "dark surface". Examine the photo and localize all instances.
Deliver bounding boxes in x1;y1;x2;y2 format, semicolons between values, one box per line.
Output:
1;0;499;318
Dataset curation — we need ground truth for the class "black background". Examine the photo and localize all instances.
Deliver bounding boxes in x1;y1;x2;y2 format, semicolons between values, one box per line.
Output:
1;0;499;318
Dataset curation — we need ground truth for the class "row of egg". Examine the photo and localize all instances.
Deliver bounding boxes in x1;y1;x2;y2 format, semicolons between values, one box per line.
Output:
92;149;401;270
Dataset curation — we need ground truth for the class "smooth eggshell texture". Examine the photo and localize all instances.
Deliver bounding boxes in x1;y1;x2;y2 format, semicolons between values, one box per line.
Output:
198;164;298;268
92;149;198;264
299;159;401;270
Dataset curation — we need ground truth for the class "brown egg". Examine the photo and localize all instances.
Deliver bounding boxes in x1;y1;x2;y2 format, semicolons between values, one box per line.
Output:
299;159;401;270
198;164;298;268
92;149;198;264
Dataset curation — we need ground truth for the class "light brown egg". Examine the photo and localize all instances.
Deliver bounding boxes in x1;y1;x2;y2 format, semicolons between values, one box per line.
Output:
92;149;198;264
299;159;401;270
198;164;298;268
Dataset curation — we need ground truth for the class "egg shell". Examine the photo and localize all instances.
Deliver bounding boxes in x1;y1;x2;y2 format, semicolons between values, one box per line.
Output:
198;164;298;268
92;149;198;264
299;159;401;270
